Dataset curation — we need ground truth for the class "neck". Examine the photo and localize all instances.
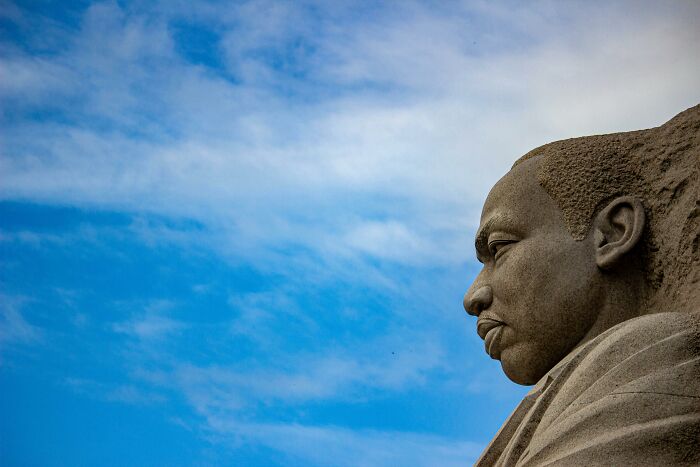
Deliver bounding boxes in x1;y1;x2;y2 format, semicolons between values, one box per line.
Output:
579;268;648;347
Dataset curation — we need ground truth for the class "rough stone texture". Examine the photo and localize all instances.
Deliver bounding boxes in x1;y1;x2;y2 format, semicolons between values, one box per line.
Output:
475;312;700;466
464;105;700;466
516;104;699;314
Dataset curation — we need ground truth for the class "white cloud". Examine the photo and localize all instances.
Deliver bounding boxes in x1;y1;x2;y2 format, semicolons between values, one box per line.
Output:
3;1;699;274
5;4;689;463
208;420;484;467
64;377;166;405
172;334;445;413
0;229;67;246
141;347;481;463
112;300;184;340
116;320;451;436
341;220;432;264
114;314;182;340
6;3;691;461
0;295;41;351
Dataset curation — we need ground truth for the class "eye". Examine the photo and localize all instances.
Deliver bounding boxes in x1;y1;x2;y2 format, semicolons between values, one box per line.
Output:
488;240;514;260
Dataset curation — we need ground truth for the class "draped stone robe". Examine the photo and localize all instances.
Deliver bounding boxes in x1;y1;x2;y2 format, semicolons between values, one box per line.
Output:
476;312;700;466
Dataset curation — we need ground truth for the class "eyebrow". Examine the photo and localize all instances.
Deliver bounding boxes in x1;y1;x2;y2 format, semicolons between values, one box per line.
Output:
475;218;495;254
474;214;515;253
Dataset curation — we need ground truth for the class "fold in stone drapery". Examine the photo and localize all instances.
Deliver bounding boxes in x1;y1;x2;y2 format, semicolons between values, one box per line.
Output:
474;313;700;467
475;339;585;466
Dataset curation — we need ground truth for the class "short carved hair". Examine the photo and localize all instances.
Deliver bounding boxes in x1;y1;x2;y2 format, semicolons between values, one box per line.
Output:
514;104;699;313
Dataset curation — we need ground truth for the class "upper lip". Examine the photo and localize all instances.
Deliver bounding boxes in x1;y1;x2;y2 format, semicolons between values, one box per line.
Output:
476;316;505;339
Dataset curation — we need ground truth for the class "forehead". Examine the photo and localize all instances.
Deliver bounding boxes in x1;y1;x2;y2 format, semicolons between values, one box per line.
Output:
479;157;564;234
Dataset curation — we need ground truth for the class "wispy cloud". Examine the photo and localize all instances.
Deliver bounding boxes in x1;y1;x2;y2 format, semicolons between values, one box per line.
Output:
113;314;183;340
0;295;41;353
207;420;484;467
3;1;698;269
112;300;185;341
64;377;167;405
172;339;444;411
3;1;699;464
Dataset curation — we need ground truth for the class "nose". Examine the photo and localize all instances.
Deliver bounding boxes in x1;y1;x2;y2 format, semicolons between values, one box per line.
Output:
464;285;493;317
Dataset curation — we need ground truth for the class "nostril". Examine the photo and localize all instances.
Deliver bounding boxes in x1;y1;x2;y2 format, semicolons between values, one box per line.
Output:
464;296;481;316
464;286;493;316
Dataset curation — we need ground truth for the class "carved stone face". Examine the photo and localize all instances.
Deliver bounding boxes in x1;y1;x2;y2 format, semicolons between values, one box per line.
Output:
464;157;603;385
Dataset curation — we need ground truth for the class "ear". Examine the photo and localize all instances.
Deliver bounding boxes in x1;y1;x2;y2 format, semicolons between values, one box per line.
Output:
593;196;645;270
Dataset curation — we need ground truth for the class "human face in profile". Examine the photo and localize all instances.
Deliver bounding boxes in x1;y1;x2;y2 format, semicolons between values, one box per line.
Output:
464;157;602;385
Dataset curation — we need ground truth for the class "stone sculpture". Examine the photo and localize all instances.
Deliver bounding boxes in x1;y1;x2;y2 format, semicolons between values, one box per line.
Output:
463;104;700;466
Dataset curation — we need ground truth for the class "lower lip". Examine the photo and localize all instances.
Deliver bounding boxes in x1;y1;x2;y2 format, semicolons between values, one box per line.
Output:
484;325;504;360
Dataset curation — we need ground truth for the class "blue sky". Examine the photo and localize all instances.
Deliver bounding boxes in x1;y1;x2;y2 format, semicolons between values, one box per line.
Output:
1;1;699;465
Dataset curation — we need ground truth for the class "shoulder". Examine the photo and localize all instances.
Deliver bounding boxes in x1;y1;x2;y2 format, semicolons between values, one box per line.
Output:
520;313;700;466
554;312;700;397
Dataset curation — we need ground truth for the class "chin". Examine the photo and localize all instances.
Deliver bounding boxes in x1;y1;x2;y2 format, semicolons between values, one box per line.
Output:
500;346;549;386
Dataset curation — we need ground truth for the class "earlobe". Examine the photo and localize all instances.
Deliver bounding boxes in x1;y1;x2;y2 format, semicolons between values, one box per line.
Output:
593;196;645;270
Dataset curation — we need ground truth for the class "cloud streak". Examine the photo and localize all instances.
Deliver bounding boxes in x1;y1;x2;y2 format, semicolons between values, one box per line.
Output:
208;420;484;467
3;1;699;270
0;295;41;352
2;1;700;464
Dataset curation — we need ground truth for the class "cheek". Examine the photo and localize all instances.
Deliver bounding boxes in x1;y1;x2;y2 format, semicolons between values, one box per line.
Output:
490;235;598;383
492;240;554;310
492;237;595;334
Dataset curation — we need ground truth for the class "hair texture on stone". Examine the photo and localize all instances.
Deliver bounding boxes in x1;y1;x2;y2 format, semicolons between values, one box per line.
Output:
513;104;700;313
